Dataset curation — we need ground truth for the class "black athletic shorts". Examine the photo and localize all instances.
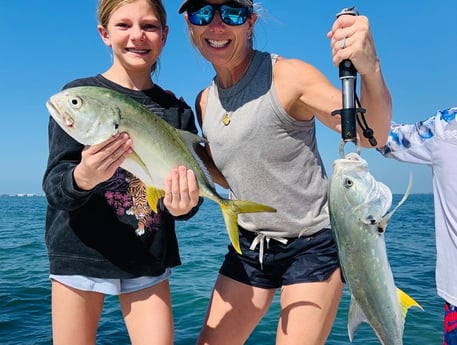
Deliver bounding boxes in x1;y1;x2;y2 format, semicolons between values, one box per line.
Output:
219;227;341;289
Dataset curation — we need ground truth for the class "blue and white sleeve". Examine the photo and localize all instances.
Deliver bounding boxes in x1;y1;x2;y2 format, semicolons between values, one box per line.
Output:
377;108;457;165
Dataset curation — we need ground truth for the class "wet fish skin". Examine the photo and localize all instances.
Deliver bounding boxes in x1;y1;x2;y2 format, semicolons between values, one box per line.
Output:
328;152;421;345
46;86;277;254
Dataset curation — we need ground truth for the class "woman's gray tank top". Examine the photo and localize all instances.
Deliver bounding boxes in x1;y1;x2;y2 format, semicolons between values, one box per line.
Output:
202;50;330;238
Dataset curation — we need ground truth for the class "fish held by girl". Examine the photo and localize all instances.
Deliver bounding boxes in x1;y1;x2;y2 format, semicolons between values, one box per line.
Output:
46;86;276;254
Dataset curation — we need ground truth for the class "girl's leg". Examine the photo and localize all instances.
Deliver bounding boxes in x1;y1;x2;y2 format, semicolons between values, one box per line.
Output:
51;279;105;345
120;279;173;345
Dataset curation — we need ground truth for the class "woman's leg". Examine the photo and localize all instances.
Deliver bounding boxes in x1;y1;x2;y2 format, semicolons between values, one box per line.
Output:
276;269;344;345
51;279;105;345
120;279;173;345
197;274;276;345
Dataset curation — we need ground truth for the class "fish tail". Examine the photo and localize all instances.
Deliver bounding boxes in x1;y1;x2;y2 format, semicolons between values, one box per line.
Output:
146;186;165;213
219;200;276;254
397;287;424;321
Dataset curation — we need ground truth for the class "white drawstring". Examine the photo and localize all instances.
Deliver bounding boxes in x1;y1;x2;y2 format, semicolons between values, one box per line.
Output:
249;233;288;270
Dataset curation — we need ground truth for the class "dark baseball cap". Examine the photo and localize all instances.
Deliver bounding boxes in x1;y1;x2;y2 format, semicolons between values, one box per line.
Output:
178;0;254;14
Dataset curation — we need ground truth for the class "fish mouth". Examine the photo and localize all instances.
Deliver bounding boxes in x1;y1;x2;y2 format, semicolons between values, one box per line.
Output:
345;152;362;161
333;152;367;170
46;100;60;121
45;100;55;114
46;100;74;128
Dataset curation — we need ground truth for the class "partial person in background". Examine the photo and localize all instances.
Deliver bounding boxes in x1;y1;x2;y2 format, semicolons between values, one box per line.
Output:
42;0;203;344
378;107;457;345
179;0;392;344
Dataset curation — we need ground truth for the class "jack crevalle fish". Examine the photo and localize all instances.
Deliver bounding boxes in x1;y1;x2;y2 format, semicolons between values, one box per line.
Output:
46;86;276;254
328;152;422;345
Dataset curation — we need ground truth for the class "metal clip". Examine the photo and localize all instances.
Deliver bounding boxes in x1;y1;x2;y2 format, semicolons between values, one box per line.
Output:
336;6;359;18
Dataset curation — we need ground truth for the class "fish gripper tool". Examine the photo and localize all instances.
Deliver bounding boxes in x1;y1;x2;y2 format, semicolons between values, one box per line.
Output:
331;6;377;157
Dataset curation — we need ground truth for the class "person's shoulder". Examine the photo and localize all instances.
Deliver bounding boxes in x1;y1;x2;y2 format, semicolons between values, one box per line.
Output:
274;55;323;80
153;84;192;110
62;76;99;90
439;107;457;119
275;55;313;68
421;107;457;127
151;83;175;99
436;107;457;132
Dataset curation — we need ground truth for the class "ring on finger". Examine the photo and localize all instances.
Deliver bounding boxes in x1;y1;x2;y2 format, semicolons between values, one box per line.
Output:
340;37;346;49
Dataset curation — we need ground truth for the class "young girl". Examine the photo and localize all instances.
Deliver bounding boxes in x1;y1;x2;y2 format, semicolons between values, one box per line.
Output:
43;1;201;344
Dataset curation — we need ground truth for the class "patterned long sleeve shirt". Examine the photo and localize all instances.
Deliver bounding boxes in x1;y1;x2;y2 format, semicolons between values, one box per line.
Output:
378;107;457;306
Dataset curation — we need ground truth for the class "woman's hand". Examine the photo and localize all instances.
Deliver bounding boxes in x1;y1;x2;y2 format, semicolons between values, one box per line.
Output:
328;15;380;76
163;165;200;216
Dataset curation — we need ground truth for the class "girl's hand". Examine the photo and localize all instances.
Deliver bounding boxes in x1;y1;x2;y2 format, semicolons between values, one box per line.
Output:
73;133;133;190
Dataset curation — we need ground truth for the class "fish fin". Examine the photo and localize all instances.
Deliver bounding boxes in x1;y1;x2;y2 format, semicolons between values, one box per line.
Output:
177;130;214;188
379;172;413;232
347;296;369;342
146;186;165;213
121;151;155;186
219;200;277;254
397;287;423;323
177;129;207;146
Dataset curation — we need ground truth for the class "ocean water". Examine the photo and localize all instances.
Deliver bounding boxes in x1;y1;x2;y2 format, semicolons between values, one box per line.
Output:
0;194;442;344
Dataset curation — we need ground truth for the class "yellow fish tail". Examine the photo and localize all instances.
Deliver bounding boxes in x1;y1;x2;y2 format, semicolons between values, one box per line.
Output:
397;287;424;321
219;200;276;254
146;186;166;213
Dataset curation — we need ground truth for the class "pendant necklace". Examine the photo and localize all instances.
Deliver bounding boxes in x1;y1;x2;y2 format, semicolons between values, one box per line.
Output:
221;51;255;127
222;113;231;126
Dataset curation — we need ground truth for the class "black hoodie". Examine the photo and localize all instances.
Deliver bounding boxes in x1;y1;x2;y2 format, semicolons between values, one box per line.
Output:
42;75;201;278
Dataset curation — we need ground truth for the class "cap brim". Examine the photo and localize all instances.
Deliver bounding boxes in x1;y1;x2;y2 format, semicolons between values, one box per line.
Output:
178;0;191;13
178;0;253;13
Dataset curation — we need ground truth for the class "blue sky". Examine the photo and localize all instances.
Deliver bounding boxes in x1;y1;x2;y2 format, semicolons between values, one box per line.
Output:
1;1;455;195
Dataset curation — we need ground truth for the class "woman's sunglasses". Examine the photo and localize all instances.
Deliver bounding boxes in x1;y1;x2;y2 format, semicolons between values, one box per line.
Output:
187;3;253;26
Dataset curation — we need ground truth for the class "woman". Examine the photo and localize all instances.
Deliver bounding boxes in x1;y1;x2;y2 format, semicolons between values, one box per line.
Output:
179;1;392;344
42;1;201;344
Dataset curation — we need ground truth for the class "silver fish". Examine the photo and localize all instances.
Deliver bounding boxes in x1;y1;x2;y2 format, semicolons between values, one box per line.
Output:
328;152;422;345
46;86;276;254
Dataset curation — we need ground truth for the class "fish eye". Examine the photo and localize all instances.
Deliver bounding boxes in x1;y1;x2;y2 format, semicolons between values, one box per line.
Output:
69;96;83;109
344;178;353;189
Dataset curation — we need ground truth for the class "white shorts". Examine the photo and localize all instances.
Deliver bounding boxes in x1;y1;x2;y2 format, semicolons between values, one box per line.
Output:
50;268;171;295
